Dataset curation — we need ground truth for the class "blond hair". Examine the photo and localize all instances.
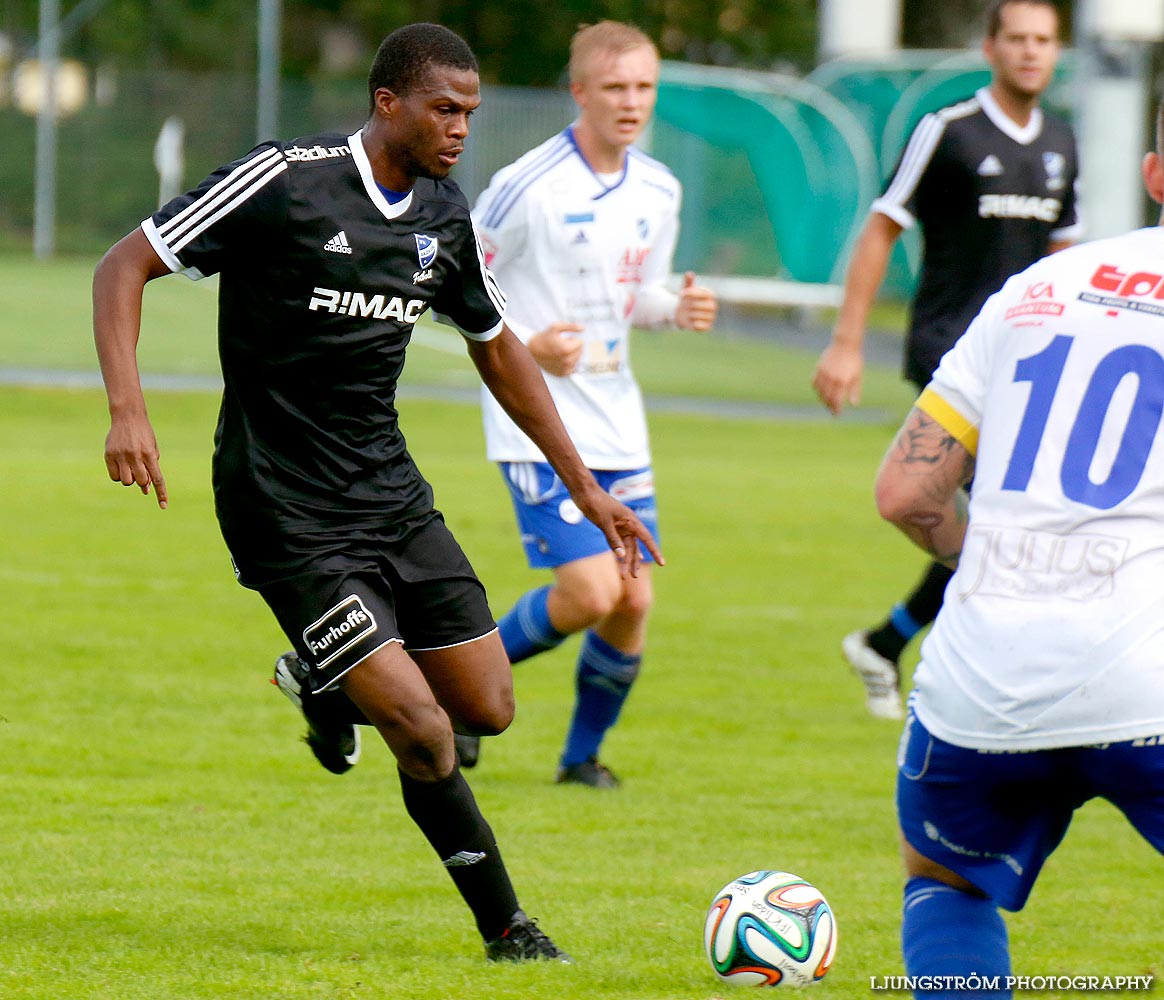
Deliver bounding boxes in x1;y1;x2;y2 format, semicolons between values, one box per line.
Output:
568;20;657;84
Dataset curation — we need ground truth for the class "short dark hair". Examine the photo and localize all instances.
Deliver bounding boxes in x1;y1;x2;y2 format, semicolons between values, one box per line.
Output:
985;0;1059;38
367;23;478;112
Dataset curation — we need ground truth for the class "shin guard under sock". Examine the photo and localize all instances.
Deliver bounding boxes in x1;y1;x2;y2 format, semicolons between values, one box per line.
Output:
561;630;641;767
902;877;1011;997
497;585;568;664
399;766;519;940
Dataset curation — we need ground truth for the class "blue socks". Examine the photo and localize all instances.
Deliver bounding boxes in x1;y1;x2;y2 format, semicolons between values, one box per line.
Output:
561;630;641;767
499;588;642;768
497;585;566;664
902;877;1011;997
890;602;924;642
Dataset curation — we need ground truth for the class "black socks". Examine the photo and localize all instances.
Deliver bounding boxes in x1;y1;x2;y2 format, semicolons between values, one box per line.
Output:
398;766;519;941
866;561;955;663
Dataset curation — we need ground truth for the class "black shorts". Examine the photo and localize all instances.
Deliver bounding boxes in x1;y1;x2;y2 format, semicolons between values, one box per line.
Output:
253;513;496;693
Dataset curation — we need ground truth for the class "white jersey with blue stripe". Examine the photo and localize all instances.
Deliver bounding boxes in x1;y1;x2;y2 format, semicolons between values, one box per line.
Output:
473;126;682;468
913;226;1164;750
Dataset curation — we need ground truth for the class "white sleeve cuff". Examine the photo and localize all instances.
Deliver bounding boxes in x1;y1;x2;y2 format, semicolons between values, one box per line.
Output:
141;218;205;279
869;199;915;231
1050;222;1083;244
632;285;679;329
433;312;503;342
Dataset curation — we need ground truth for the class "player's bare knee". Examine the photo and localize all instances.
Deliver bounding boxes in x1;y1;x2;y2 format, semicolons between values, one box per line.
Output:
457;690;514;736
395;736;455;782
615;584;654;621
364;698;445;741
561;582;620;624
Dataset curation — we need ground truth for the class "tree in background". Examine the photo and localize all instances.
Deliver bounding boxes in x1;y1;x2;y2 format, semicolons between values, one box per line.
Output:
902;0;1071;48
1;0;816;84
1;0;1079;84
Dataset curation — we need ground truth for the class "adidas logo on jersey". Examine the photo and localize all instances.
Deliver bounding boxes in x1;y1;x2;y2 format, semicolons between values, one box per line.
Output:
324;231;353;254
977;155;1004;176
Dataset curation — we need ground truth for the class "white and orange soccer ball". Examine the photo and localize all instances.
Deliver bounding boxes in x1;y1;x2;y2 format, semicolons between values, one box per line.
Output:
703;870;838;987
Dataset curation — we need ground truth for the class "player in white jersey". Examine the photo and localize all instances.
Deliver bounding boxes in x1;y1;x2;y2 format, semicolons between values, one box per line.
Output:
465;21;717;786
871;93;1164;998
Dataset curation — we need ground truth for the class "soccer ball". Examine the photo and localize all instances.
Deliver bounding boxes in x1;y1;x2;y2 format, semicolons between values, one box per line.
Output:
703;870;837;987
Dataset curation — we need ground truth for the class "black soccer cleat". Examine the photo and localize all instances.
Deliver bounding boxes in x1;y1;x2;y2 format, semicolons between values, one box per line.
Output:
485;911;572;963
555;756;621;789
454;733;481;768
273;651;361;775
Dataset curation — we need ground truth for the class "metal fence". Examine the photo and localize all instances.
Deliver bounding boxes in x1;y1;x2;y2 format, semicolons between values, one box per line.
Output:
0;53;1087;301
0;69;579;257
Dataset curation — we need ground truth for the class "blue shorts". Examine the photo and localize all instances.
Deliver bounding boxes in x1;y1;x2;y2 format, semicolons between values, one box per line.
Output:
500;462;660;569
896;706;1164;912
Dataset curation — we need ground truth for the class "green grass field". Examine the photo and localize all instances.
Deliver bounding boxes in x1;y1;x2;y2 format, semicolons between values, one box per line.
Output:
1;256;1159;999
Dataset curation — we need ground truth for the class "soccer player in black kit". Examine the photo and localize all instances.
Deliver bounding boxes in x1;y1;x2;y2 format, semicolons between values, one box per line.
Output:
812;0;1080;720
93;23;661;963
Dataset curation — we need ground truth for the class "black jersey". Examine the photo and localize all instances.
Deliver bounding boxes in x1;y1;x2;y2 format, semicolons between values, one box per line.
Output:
874;87;1080;385
142;129;505;551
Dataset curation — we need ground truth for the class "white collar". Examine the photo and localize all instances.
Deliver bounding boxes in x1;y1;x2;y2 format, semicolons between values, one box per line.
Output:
348;128;415;220
976;87;1043;146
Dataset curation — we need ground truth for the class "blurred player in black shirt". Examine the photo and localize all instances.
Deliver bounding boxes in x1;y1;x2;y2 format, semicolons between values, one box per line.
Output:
812;0;1080;720
94;22;660;963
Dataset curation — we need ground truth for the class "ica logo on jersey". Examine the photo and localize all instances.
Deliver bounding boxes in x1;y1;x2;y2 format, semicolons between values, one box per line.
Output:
617;247;650;284
1005;280;1064;320
309;287;427;323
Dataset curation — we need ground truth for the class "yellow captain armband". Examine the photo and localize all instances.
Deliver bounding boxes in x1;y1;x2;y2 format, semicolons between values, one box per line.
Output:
917;388;978;456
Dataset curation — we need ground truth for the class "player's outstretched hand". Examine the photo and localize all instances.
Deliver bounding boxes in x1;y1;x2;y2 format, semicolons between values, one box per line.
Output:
104;413;168;509
812;341;863;416
676;271;718;332
528;322;585;376
574;486;664;577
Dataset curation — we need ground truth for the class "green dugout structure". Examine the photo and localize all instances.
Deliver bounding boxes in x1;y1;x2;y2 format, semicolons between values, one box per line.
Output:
655;55;1075;303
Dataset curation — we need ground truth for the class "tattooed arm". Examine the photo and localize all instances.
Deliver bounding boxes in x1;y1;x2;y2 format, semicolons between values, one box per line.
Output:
874;406;975;568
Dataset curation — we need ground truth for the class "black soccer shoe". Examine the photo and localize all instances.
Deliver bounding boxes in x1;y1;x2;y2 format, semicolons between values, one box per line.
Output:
555;756;621;789
454;733;481;768
485;911;572;963
273;651;361;775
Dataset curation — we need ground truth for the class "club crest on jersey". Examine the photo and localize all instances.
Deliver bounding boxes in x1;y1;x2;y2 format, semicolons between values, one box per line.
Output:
415;233;439;269
303;594;377;669
1043;151;1067;191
